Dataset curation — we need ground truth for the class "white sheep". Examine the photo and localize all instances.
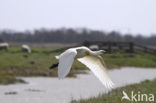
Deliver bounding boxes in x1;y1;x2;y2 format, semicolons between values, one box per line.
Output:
21;44;31;53
89;45;99;50
0;42;9;51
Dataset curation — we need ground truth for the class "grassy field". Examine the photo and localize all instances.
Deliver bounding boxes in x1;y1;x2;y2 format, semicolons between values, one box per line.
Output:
71;79;156;103
0;47;156;84
0;47;85;84
102;51;156;68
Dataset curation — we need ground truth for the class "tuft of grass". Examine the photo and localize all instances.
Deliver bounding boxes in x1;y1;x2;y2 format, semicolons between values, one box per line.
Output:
71;79;156;103
0;72;25;85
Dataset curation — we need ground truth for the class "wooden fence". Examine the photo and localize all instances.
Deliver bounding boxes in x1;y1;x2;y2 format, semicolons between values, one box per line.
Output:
51;41;156;54
83;41;156;53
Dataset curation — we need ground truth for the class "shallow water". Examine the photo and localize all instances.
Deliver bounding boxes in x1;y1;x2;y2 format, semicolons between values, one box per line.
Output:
0;67;156;103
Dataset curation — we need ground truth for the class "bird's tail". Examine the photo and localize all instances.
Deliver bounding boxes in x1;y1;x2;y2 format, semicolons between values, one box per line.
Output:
49;63;59;69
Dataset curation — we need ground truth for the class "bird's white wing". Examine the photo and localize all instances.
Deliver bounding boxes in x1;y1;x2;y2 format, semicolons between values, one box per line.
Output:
77;55;114;89
58;49;77;79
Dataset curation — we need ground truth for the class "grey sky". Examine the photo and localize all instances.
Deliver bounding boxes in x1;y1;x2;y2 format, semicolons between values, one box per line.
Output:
0;0;156;36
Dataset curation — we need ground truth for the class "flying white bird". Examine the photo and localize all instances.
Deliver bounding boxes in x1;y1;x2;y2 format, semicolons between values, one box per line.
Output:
121;91;131;101
50;46;114;89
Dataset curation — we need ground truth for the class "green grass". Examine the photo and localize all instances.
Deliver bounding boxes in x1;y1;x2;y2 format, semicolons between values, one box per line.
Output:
0;47;59;76
0;47;156;84
0;47;82;84
102;51;156;68
0;71;25;85
71;79;156;103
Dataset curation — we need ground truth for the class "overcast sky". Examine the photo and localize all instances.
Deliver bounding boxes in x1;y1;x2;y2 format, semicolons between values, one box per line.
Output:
0;0;156;36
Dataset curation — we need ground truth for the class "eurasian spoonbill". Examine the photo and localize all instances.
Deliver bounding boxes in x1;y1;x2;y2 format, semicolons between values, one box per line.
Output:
50;46;114;89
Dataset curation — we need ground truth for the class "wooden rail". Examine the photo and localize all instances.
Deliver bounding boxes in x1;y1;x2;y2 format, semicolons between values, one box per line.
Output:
83;41;156;53
51;41;156;54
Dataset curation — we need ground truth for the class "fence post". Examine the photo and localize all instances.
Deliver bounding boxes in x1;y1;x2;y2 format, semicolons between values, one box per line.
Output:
129;42;134;53
108;42;112;53
144;47;147;52
83;41;90;47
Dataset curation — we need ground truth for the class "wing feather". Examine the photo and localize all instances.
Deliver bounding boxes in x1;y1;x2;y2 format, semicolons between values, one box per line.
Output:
77;55;114;89
58;49;77;79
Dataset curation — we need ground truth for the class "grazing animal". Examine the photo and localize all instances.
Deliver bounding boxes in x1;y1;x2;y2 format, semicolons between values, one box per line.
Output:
50;46;114;89
89;45;99;50
0;43;9;51
21;44;31;53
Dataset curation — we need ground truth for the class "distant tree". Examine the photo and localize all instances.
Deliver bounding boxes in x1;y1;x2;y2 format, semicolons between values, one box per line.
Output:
0;38;3;43
146;35;156;46
124;34;134;42
0;28;156;46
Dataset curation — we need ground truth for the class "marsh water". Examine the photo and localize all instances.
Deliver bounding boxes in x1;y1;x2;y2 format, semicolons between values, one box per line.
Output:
0;67;156;103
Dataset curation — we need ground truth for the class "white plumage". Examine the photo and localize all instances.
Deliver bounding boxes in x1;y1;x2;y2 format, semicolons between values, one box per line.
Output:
55;46;114;89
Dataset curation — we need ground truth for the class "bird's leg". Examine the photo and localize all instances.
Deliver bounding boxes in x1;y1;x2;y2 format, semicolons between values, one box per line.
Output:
49;63;59;69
